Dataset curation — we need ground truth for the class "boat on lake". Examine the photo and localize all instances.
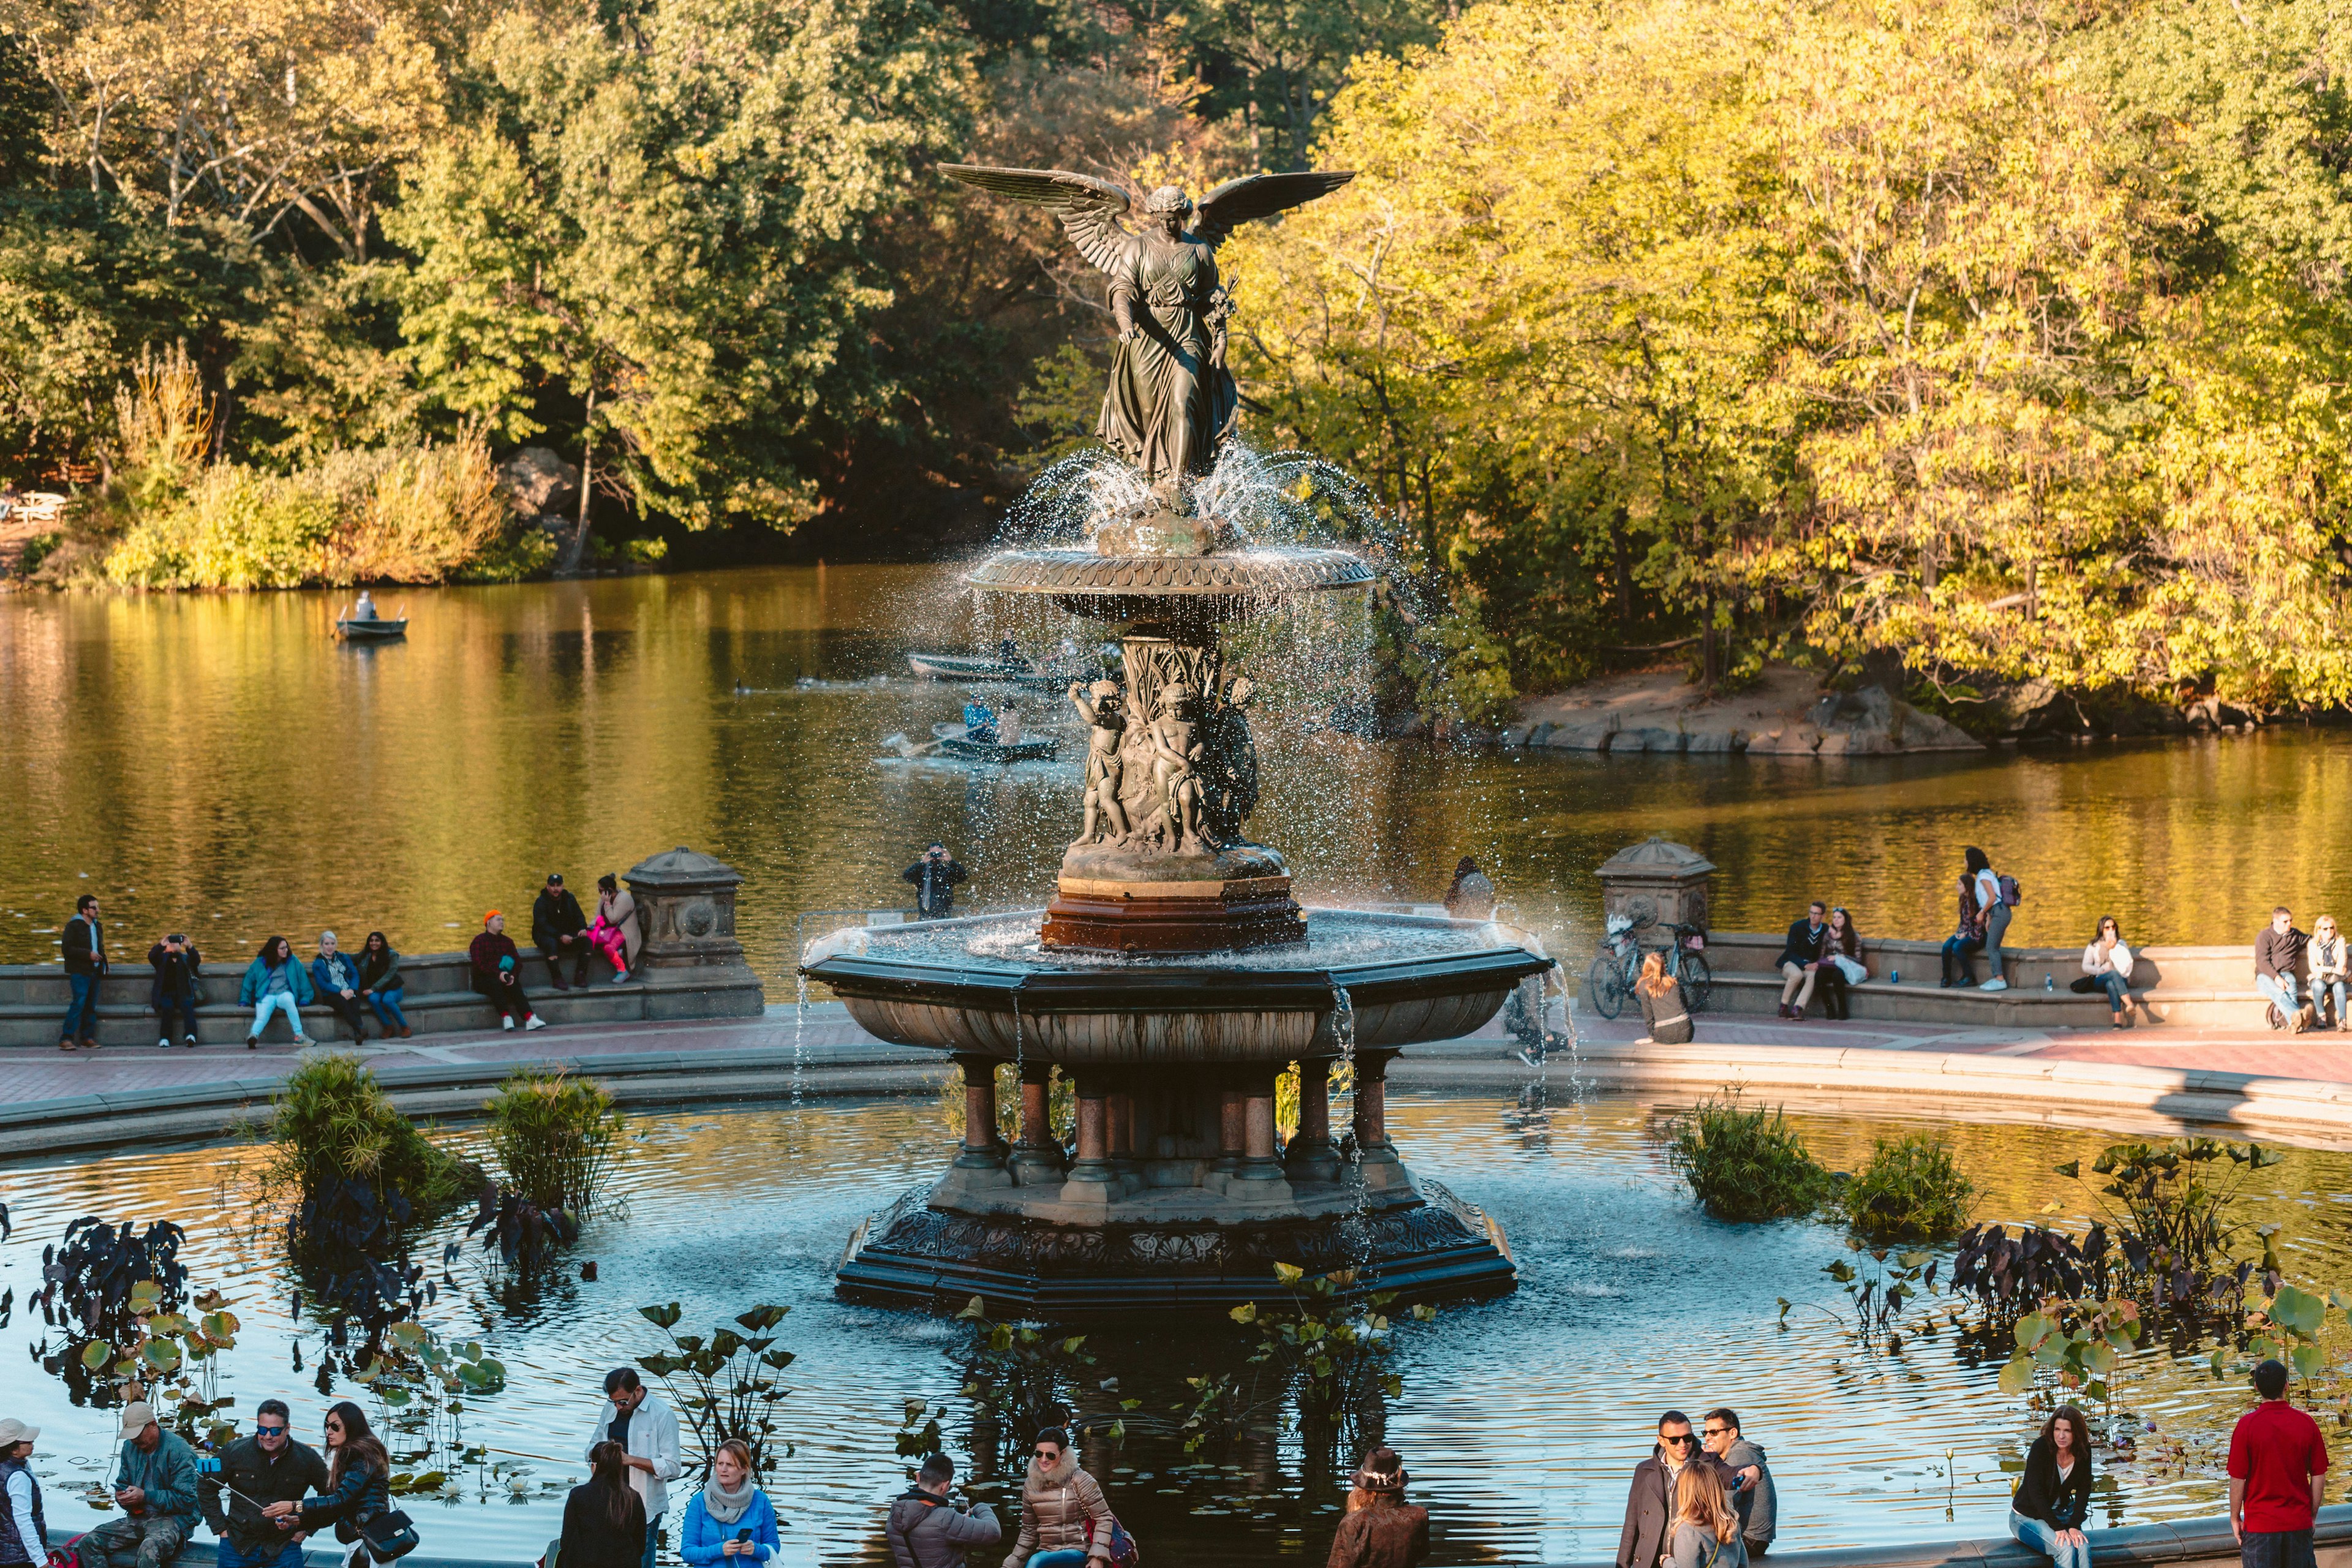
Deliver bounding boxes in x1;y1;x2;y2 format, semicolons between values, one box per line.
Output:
907;651;1059;686
335;614;408;641
929;722;1057;761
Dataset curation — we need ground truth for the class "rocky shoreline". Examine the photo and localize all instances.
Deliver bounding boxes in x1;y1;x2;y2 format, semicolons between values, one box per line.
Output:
1476;665;1983;755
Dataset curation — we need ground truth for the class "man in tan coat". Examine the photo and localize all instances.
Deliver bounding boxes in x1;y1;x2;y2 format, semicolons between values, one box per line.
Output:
1003;1428;1115;1568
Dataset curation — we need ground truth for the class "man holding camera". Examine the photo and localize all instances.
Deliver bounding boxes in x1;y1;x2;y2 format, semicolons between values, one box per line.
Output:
902;844;969;920
887;1453;1000;1568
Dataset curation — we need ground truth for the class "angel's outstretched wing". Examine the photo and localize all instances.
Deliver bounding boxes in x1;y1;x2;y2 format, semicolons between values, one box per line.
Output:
1191;170;1355;249
940;165;1134;276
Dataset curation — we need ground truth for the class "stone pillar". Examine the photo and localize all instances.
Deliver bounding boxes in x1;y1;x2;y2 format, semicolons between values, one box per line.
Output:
1066;1080;1114;1185
1108;1085;1136;1167
1353;1050;1409;1195
1214;1085;1246;1174
1235;1078;1283;1182
1011;1060;1063;1181
953;1055;1001;1169
624;846;764;1017
1284;1058;1341;1183
1593;835;1716;950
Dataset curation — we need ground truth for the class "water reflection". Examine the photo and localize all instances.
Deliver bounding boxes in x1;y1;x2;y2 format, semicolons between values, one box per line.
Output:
1;1094;2348;1564
6;568;2352;980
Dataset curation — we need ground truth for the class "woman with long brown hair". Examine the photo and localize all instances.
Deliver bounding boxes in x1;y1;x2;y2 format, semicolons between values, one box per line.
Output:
2009;1404;2093;1568
1668;1459;1746;1568
559;1440;648;1568
1635;951;1693;1044
262;1400;390;1562
1326;1447;1428;1568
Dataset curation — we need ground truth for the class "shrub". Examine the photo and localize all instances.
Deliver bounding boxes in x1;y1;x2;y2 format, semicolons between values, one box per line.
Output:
1841;1132;1978;1244
107;462;337;587
483;1068;625;1214
261;1052;466;1213
1664;1093;1833;1222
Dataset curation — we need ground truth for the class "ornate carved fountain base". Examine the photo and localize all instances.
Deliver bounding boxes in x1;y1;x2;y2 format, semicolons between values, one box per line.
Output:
1043;842;1305;954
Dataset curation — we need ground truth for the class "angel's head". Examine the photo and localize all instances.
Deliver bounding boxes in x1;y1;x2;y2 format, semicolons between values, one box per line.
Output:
1142;185;1193;235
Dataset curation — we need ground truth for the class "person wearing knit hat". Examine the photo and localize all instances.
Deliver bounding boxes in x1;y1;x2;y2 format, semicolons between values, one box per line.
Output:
0;1417;43;1567
1328;1447;1427;1568
468;911;546;1033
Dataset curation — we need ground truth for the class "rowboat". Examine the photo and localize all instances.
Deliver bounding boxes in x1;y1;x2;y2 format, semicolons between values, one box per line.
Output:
335;616;408;641
930;722;1057;762
907;652;1058;686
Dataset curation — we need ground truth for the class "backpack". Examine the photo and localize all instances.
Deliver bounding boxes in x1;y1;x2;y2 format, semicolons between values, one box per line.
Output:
1996;873;2022;908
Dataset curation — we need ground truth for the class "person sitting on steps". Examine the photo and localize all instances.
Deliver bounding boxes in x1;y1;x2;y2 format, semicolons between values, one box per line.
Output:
239;937;314;1049
470;911;546;1033
2071;915;2136;1030
2255;907;2314;1033
1817;907;1864;1021
2310;915;2349;1031
148;932;203;1049
1775;901;1828;1020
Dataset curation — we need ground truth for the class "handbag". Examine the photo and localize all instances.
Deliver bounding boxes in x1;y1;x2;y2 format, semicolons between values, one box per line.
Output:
1084;1515;1142;1568
1831;954;1866;986
359;1506;423;1561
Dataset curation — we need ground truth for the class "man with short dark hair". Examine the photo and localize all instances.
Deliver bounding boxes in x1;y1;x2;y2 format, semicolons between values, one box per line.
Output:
148;933;202;1050
1703;1407;1776;1558
903;843;968;920
61;894;105;1051
1776;902;1830;1021
1618;1410;1739;1568
886;1452;1001;1568
2256;908;2314;1034
200;1399;326;1568
2230;1359;2328;1568
532;874;591;990
585;1367;680;1568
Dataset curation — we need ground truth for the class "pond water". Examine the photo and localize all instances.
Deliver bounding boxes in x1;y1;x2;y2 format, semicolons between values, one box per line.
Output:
4;1090;2350;1566
7;565;2352;982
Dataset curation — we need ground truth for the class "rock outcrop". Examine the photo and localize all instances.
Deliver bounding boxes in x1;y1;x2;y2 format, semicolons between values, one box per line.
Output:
1502;665;1985;757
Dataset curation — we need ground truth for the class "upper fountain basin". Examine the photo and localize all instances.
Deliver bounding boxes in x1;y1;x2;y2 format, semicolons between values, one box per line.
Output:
964;545;1376;624
802;908;1553;1065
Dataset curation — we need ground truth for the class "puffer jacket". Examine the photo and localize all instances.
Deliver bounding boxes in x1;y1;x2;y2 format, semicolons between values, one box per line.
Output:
1003;1451;1113;1568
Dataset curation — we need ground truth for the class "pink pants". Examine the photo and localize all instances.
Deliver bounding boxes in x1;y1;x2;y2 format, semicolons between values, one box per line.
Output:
587;920;629;974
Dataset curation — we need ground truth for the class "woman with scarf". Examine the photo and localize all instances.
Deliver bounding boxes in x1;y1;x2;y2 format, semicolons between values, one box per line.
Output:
679;1439;782;1564
587;874;642;985
1325;1448;1428;1568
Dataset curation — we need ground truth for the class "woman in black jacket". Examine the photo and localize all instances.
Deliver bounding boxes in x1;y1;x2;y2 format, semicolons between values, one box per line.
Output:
2008;1404;2092;1568
263;1400;392;1561
558;1440;648;1568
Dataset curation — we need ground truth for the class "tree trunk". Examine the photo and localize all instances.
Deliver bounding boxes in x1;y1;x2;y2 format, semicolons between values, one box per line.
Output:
564;391;598;575
1702;590;1719;691
1608;507;1635;638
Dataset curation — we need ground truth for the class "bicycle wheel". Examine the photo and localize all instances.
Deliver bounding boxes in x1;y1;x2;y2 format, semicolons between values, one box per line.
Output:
1676;949;1713;1013
1587;953;1628;1020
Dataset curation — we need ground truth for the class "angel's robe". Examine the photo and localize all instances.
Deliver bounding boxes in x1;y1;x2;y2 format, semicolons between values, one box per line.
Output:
1098;231;1238;487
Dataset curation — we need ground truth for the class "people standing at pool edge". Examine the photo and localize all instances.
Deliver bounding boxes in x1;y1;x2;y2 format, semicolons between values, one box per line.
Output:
1774;901;1828;1020
0;1416;45;1567
585;1367;681;1568
2255;908;2313;1033
311;932;368;1040
533;873;592;990
470;912;546;1032
2071;916;2135;1029
239;937;315;1049
148;932;202;1049
888;1452;1001;1568
61;892;104;1051
1001;1426;1114;1568
1668;1463;1747;1568
264;1401;390;1564
1618;1411;1740;1568
558;1442;647;1568
2309;916;2350;1031
2008;1404;2093;1568
2230;1359;2328;1568
358;931;410;1038
905;843;969;920
680;1439;782;1564
1636;952;1693;1045
1702;1409;1775;1559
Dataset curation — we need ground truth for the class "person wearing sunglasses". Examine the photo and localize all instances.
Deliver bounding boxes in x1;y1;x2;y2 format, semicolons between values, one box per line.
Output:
1701;1409;1774;1559
201;1400;328;1568
1617;1411;1741;1568
1002;1428;1115;1568
261;1402;390;1563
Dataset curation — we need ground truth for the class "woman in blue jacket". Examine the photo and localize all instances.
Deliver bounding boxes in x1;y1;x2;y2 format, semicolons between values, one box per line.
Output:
238;936;315;1049
680;1440;782;1564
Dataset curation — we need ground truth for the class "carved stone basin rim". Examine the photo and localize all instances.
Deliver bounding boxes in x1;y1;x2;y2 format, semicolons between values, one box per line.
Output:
963;546;1378;598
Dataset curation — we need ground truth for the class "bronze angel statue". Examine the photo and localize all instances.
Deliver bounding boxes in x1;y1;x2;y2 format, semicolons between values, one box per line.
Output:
941;166;1355;494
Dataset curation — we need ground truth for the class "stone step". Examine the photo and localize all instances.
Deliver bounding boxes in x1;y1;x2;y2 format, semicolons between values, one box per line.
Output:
1694;931;2265;991
1696;968;2296;1030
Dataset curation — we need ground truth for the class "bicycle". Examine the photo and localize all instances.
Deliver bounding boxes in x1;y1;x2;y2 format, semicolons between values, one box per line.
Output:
1585;913;1713;1020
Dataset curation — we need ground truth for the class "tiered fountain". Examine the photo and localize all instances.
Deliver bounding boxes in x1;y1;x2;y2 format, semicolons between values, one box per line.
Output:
803;161;1551;1312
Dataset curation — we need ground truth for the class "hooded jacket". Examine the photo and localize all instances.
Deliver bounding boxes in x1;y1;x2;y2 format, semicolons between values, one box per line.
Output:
1003;1450;1113;1568
888;1488;1001;1568
1722;1438;1776;1545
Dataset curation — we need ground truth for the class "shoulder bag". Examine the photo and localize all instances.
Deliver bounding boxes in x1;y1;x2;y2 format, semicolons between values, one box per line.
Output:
359;1506;423;1561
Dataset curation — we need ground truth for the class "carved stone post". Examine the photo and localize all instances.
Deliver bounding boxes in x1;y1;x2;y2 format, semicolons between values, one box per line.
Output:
1011;1060;1063;1181
953;1055;1001;1169
623;846;763;1017
1353;1050;1408;1194
1067;1080;1114;1185
1236;1076;1283;1182
1284;1058;1341;1183
1107;1084;1136;1170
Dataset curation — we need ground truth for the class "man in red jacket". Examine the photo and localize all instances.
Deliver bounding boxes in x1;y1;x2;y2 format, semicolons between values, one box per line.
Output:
469;911;546;1033
2230;1358;2329;1568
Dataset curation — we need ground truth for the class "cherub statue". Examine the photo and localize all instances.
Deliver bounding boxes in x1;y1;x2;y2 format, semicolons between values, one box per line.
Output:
1145;682;1210;851
939;165;1355;496
1068;679;1130;846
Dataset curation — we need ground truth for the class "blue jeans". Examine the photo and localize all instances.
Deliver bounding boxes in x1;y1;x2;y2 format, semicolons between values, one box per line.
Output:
366;986;409;1030
156;990;200;1041
2257;972;2301;1020
214;1537;307;1568
644;1513;662;1568
2315;978;2347;1027
1940;935;1982;986
1031;1554;1090;1568
62;970;98;1041
2011;1511;2090;1568
249;990;303;1039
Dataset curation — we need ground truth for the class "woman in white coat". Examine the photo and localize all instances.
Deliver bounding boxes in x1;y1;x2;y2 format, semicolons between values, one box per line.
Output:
2070;915;2134;1028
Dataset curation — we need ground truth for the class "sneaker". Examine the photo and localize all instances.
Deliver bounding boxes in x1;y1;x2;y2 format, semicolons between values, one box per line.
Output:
501;1016;516;1032
184;1034;198;1048
293;1035;315;1046
611;970;629;985
1980;978;2008;992
246;1035;260;1050
523;1014;548;1031
159;1036;171;1050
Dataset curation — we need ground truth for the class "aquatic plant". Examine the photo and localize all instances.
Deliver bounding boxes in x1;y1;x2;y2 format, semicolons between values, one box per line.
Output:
35;1217;240;1438
635;1302;797;1477
39;1216;187;1336
261;1052;467;1214
1664;1093;1833;1222
1996;1298;2144;1405
2055;1139;2282;1314
1229;1266;1435;1474
954;1297;1102;1471
1839;1133;1978;1245
464;1185;581;1269
349;1318;507;1496
1947;1223;2116;1334
484;1068;625;1214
